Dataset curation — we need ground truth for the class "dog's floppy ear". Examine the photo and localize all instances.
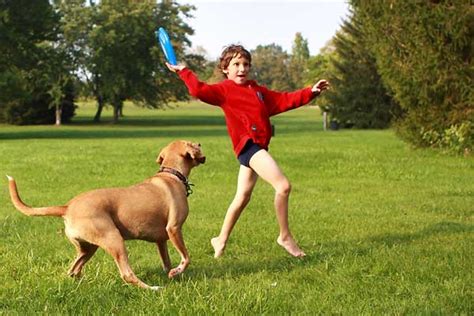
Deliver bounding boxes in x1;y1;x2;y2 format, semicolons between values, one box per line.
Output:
185;142;197;160
185;142;206;164
157;147;166;165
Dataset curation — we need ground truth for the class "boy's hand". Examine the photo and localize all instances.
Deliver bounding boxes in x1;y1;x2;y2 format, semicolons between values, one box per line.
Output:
311;80;330;94
166;62;186;73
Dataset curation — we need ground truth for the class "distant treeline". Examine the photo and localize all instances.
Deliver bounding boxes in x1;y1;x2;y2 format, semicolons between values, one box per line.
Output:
0;1;471;154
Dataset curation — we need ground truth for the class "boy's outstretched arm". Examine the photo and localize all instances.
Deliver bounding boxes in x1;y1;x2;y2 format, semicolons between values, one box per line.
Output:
165;62;225;106
265;79;330;116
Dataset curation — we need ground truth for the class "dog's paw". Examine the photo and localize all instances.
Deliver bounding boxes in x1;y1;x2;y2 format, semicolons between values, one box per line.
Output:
168;267;183;278
149;285;164;291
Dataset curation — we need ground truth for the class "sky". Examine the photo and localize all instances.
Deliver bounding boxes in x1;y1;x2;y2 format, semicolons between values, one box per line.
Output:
180;0;350;59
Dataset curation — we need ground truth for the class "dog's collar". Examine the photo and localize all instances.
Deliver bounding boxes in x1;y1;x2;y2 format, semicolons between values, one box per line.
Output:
157;166;194;197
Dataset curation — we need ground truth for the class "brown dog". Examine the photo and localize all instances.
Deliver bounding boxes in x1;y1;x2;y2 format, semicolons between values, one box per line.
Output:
7;140;205;290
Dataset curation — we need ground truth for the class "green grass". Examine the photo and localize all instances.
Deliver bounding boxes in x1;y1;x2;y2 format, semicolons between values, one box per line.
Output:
0;101;472;314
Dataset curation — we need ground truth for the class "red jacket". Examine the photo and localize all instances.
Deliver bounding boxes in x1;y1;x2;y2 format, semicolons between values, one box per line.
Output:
178;68;316;156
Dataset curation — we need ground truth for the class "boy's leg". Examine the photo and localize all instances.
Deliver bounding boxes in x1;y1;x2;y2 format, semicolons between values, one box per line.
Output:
211;165;258;258
249;150;306;257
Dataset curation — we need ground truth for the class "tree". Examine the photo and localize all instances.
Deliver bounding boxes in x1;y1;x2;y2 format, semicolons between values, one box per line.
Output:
289;32;310;89
186;45;216;82
251;44;292;90
304;37;336;87
55;0;100;119
352;1;473;153
58;0;195;123
0;0;76;124
320;10;399;129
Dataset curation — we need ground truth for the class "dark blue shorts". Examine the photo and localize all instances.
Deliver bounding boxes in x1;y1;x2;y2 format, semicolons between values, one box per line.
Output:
237;140;263;167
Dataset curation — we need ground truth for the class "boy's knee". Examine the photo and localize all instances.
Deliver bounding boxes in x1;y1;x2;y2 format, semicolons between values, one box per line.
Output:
236;190;252;205
242;191;253;204
275;179;291;196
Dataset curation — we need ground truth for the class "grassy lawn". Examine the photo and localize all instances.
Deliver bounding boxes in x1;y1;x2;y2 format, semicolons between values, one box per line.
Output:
0;101;472;314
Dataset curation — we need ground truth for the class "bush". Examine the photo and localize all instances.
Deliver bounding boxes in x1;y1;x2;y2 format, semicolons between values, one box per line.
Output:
3;83;76;125
421;122;473;155
320;10;399;129
352;1;473;154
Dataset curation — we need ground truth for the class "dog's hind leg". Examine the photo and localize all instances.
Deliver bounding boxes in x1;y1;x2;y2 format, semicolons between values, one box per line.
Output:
99;230;161;290
67;239;98;277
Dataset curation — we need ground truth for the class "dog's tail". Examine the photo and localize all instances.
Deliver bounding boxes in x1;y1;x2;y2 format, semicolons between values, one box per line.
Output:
7;175;66;217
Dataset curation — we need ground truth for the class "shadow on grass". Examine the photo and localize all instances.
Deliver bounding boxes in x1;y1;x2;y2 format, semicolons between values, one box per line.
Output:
0;115;229;140
0;128;228;140
166;221;473;281
72;115;226;127
316;221;473;262
37;221;470;288
0;113;320;140
367;221;473;245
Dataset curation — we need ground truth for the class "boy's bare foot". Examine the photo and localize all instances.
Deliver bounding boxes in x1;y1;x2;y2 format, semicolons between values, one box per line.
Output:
277;236;306;257
211;237;226;258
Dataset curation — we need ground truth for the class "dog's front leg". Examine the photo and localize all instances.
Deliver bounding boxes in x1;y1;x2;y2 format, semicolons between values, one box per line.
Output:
165;224;189;278
157;240;172;273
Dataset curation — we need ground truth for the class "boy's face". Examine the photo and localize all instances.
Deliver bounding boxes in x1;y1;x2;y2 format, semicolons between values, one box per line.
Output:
223;54;250;85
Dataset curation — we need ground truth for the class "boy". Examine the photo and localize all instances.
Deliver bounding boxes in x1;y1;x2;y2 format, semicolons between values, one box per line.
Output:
166;45;329;258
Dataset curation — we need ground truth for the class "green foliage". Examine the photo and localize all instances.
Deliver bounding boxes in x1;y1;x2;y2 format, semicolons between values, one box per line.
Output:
320;10;399;129
0;68;28;122
251;44;293;90
187;46;219;83
0;0;76;125
352;1;473;153
421;121;473;155
303;41;333;107
186;53;216;83
304;54;331;86
289;32;310;89
4;90;75;125
249;34;311;91
0;0;58;68
56;0;196;122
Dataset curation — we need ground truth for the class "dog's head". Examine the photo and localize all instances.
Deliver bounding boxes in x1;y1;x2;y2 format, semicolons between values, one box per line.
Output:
157;140;206;167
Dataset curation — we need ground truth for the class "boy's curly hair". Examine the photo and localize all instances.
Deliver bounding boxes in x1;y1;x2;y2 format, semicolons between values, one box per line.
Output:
218;45;252;73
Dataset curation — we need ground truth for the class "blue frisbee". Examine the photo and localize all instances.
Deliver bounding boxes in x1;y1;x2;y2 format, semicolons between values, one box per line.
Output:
156;27;177;65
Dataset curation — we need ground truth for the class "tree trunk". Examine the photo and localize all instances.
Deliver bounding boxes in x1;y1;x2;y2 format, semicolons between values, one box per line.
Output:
113;106;119;123
113;102;120;123
55;105;62;126
323;111;328;131
93;96;104;122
